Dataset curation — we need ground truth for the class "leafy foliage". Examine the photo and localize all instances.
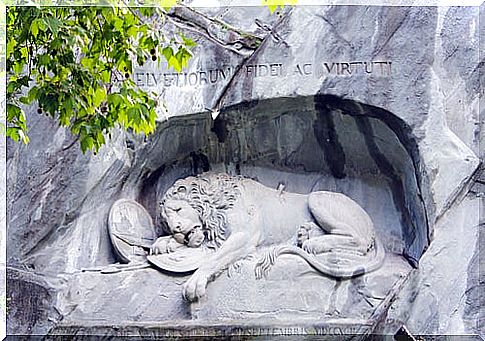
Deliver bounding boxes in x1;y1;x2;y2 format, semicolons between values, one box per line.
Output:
6;4;195;153
261;0;298;14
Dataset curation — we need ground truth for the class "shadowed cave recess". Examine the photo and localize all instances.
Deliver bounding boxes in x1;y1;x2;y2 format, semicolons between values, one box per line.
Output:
133;94;431;266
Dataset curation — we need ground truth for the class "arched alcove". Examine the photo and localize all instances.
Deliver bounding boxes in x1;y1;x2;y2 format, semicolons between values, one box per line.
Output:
133;94;430;265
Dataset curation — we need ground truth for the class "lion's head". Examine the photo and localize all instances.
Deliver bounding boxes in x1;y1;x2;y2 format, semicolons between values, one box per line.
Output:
160;172;243;249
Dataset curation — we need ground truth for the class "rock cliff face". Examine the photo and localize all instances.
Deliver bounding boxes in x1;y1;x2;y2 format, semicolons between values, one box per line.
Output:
5;3;482;338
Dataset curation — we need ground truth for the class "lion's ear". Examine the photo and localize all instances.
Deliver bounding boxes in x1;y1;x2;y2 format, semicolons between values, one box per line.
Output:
177;186;187;195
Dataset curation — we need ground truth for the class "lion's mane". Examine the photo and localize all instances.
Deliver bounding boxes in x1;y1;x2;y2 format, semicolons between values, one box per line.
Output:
160;172;243;249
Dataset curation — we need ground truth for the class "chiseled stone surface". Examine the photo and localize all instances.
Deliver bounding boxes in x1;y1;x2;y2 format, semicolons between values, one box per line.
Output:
5;3;482;338
53;253;409;336
375;192;482;337
7;268;63;335
216;5;479;224
191;253;410;322
7;110;131;274
58;269;191;324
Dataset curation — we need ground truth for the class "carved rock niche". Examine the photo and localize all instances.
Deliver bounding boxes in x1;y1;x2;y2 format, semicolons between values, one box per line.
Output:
54;94;437;337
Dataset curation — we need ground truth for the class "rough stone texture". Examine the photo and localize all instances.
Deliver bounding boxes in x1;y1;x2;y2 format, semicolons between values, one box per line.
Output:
217;5;479;225
7;109;132;275
7;268;63;335
191;253;410;323
127;102;427;264
5;3;482;338
435;6;481;156
133;3;480;252
0;109;5;339
58;269;191;324
375;193;482;337
52;253;409;338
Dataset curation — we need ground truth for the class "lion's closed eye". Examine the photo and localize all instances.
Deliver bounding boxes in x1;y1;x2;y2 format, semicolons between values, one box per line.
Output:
166;206;182;213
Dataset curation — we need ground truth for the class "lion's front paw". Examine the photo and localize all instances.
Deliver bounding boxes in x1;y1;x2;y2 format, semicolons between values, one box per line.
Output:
150;236;183;255
182;270;209;302
150;237;170;255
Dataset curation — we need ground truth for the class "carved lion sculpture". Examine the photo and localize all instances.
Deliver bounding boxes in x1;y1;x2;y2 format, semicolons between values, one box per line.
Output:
150;172;385;302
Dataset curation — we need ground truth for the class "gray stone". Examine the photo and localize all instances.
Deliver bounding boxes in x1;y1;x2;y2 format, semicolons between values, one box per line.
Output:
57;269;191;325
148;172;387;302
5;3;482;339
7;110;132;275
192;253;410;324
108;199;157;263
132;99;430;265
7;268;63;335
375;193;482;336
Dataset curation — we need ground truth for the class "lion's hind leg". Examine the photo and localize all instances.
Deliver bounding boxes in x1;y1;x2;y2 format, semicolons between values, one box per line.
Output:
297;221;321;247
302;234;367;256
307;191;373;255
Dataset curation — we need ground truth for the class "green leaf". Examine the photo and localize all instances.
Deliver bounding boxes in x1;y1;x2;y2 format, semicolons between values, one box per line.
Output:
30;19;40;37
60;116;69;127
108;93;123;108
96;130;105;146
80;135;94;153
262;0;298;13
113;18;123;31
18;76;30;87
101;70;111;83
180;33;196;48
18;129;30;144
7;38;17;56
20;47;28;59
50;37;63;50
13;61;24;75
127;26;138;37
124;13;136;26
6;127;20;142
7;103;21;121
162;46;173;62
44;16;60;35
28;86;38;102
37;54;50;66
178;48;191;68
168;55;181;72
81;57;93;68
159;0;178;11
268;5;279;13
64;96;74;112
19;96;30;105
93;87;107;107
7;81;17;95
118;109;128;126
6;6;194;152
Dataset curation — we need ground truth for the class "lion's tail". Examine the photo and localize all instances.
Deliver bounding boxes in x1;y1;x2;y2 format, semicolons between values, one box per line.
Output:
254;239;386;279
254;247;280;280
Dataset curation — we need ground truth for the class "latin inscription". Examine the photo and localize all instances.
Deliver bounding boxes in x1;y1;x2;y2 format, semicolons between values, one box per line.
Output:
148;325;362;337
323;61;392;76
133;61;392;87
133;66;235;88
245;63;284;77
